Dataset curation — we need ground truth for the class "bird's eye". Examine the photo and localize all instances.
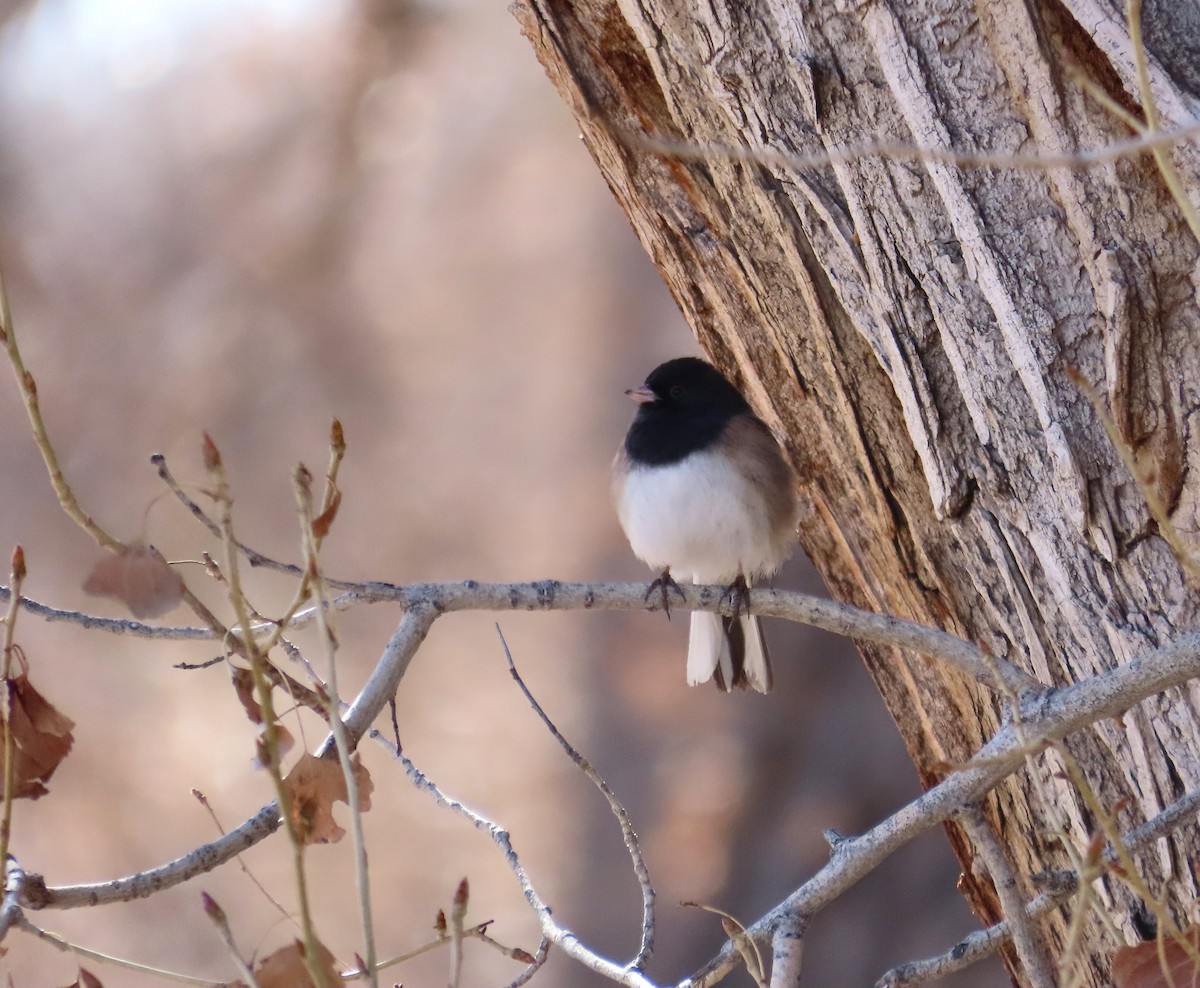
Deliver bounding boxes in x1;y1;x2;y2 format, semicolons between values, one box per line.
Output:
669;385;685;399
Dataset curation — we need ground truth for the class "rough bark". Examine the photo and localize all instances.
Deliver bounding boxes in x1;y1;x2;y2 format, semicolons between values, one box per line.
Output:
514;0;1200;984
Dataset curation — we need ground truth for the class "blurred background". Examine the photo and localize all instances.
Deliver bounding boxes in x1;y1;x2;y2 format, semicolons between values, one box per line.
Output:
0;1;1006;985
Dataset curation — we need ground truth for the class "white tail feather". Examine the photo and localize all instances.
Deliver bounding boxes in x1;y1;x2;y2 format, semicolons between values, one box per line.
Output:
739;614;772;693
687;610;728;686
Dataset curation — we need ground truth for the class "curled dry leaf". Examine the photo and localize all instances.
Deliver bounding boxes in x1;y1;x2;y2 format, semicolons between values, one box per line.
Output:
82;544;184;619
6;672;74;799
252;724;295;770
61;968;104;988
283;752;373;844
230;667;263;724
1113;924;1200;988
229;939;343;988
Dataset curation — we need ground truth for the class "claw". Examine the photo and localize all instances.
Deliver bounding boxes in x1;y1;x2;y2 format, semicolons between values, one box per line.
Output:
645;567;685;619
721;572;751;621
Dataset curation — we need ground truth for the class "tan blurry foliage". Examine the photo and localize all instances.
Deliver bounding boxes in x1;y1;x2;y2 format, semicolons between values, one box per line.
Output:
61;968;103;988
81;544;184;620
1113;925;1200;988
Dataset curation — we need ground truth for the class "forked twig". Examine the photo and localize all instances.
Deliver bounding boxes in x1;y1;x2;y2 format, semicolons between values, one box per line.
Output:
877;787;1200;986
387;735;661;988
498;625;656;970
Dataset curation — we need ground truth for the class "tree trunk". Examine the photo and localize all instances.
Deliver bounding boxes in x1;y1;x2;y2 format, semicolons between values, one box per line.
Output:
514;0;1200;984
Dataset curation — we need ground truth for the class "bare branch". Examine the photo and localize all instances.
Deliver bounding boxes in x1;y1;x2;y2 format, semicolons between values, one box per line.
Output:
877;787;1200;986
23;801;282;910
768;921;803;988
499;626;656;969
959;806;1054;988
336;605;438;749
0;856;25;943
387;736;663;988
683;631;1200;987
0;577;1035;695
152;452;362;591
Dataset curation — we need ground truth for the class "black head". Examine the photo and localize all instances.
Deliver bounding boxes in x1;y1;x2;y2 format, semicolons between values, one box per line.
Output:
623;357;752;466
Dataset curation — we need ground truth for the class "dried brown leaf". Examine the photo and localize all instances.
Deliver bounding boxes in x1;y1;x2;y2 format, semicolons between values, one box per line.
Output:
311;490;342;539
283;752;372;844
252;724;294;770
202;432;221;471
255;939;343;988
1114;925;1200;988
6;672;74;799
83;544;184;619
230;666;263;725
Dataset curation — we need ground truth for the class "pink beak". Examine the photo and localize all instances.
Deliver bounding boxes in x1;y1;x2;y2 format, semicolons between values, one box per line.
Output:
624;385;656;404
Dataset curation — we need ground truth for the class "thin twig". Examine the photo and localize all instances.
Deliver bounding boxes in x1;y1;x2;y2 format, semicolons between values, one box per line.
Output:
448;878;468;988
1055;742;1200;976
498;625;656;970
681;630;1200;987
295;463;378;988
0;272;122;552
877;787;1200;986
191;789;294;925
152;451;362;591
959;805;1054;988
201;891;260;988
1067;368;1200;586
389;738;662;988
501;936;552;988
621;117;1200;176
17;914;218;985
352;919;538;981
206;440;328;988
1126;0;1200;241
0;547;25;871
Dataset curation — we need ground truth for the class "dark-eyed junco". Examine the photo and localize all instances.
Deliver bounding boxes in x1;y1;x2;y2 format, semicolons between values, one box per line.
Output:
613;357;798;693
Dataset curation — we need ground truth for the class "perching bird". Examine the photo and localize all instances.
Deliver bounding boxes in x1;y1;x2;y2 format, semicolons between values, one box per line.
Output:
613;357;797;693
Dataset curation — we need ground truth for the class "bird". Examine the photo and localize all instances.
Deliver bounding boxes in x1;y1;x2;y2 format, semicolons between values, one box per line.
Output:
612;356;798;693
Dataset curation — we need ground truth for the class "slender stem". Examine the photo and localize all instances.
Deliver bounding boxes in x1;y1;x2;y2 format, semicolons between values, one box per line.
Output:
0;273;121;552
1127;0;1200;241
624;119;1200;177
0;548;25;872
18;915;218;985
295;465;377;988
499;626;656;969
206;441;327;988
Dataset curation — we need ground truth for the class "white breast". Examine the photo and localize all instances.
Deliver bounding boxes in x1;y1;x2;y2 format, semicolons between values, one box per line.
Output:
615;450;787;583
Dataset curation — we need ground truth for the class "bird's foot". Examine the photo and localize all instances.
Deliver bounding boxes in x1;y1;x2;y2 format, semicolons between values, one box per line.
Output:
721;573;751;621
645;568;685;619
